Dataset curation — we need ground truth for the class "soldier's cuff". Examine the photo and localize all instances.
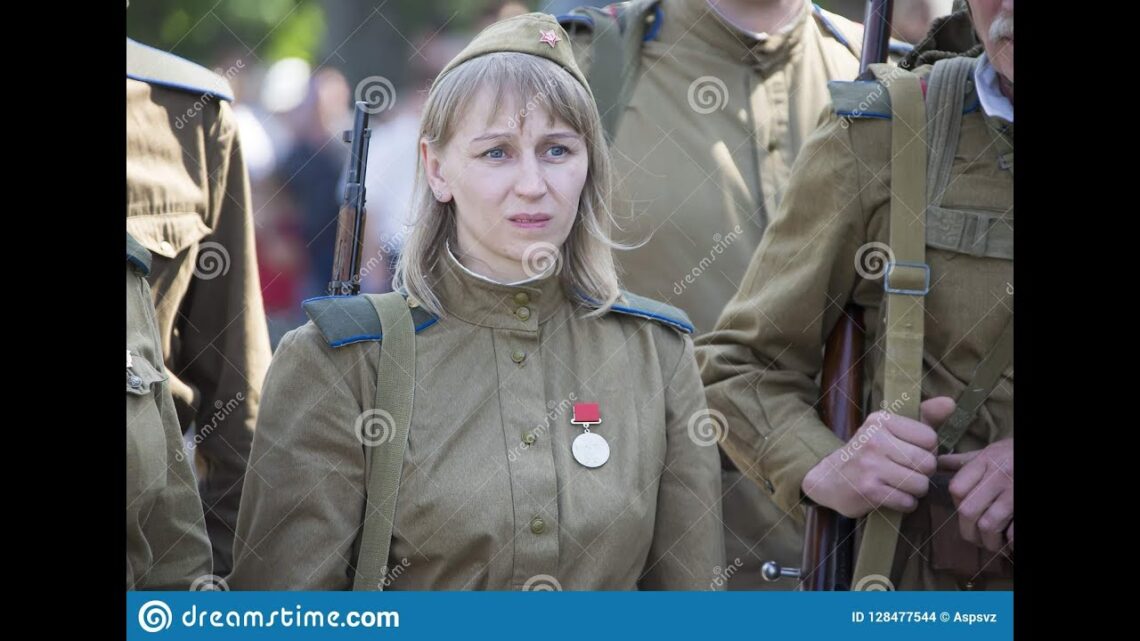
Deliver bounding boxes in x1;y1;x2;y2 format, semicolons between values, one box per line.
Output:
769;430;847;515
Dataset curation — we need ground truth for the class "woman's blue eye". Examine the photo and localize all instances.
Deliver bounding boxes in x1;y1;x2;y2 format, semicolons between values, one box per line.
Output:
483;148;505;159
548;145;569;157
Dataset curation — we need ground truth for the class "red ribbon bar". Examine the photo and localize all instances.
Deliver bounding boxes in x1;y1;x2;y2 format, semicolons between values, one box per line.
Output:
572;402;600;424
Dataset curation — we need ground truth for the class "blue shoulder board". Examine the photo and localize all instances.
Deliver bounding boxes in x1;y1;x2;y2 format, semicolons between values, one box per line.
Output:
126;38;234;102
302;294;439;348
609;291;694;334
829;61;982;121
126;232;152;276
829;79;894;120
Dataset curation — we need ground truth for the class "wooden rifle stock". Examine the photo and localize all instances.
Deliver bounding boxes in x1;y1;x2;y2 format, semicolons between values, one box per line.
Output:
798;0;892;591
801;308;864;590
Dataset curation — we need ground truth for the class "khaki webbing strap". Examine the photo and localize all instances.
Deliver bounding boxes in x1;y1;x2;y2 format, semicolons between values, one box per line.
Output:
853;70;927;590
939;314;1013;454
352;292;416;591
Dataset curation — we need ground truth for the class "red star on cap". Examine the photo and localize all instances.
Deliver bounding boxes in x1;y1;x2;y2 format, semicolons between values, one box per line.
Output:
539;29;561;48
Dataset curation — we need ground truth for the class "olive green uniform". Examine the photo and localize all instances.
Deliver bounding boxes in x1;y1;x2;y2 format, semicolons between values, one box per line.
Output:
696;55;1013;590
126;38;271;575
127;233;213;589
229;253;725;590
563;0;878;589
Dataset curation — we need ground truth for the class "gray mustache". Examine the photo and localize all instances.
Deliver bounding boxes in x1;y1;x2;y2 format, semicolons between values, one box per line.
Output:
990;12;1014;42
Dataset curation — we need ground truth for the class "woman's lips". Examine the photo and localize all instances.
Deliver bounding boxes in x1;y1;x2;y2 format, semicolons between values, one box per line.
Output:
508;213;552;229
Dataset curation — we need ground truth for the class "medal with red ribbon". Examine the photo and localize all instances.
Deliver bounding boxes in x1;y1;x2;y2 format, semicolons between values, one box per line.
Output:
570;402;609;468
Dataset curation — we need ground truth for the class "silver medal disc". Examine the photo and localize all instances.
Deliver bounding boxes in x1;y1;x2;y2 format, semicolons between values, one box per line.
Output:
572;431;610;468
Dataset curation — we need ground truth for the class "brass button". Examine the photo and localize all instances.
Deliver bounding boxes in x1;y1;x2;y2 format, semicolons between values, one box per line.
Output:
529;517;546;534
511;350;526;364
515;306;531;321
513;292;530;306
523;432;537;445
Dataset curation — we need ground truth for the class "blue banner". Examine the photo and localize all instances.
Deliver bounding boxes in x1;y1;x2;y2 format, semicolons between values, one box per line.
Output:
127;591;1012;639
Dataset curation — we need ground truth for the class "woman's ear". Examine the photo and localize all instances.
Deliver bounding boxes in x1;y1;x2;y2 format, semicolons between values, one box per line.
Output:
421;138;452;203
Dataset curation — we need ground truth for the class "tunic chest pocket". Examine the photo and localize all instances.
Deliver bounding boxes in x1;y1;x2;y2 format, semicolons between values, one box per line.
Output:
126;211;213;263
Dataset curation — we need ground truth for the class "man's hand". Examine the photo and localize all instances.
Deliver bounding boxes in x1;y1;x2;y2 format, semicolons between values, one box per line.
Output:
938;438;1013;554
802;397;955;518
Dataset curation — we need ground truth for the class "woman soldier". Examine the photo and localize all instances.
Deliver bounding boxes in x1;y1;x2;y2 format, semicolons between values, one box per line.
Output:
229;13;724;590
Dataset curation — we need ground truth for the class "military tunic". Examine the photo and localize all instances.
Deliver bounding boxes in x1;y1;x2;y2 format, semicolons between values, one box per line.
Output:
126;38;272;574
229;251;725;589
696;57;1014;590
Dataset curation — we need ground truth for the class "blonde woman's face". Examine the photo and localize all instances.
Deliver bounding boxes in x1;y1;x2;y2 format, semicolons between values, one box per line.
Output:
423;88;588;281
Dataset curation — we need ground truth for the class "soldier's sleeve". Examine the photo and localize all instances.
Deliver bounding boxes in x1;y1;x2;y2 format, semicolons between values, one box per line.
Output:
228;323;366;590
694;110;870;517
137;365;214;589
640;333;725;590
179;98;272;575
130;267;213;589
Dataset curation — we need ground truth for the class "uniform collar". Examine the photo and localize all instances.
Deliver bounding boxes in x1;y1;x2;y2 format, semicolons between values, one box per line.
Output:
434;244;568;331
975;53;1013;124
660;0;811;74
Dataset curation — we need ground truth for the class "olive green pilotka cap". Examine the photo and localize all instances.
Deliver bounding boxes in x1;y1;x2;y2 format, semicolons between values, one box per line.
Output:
432;12;592;96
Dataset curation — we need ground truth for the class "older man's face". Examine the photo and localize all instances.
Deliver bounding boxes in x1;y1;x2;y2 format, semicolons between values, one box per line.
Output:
969;0;1014;83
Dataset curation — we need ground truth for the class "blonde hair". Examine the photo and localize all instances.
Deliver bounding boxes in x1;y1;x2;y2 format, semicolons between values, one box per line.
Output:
392;51;623;317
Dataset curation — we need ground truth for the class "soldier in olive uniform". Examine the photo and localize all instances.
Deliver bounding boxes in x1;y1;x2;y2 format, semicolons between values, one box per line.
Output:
559;0;909;588
127;232;213;590
228;13;724;591
126;39;272;575
697;0;1013;590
